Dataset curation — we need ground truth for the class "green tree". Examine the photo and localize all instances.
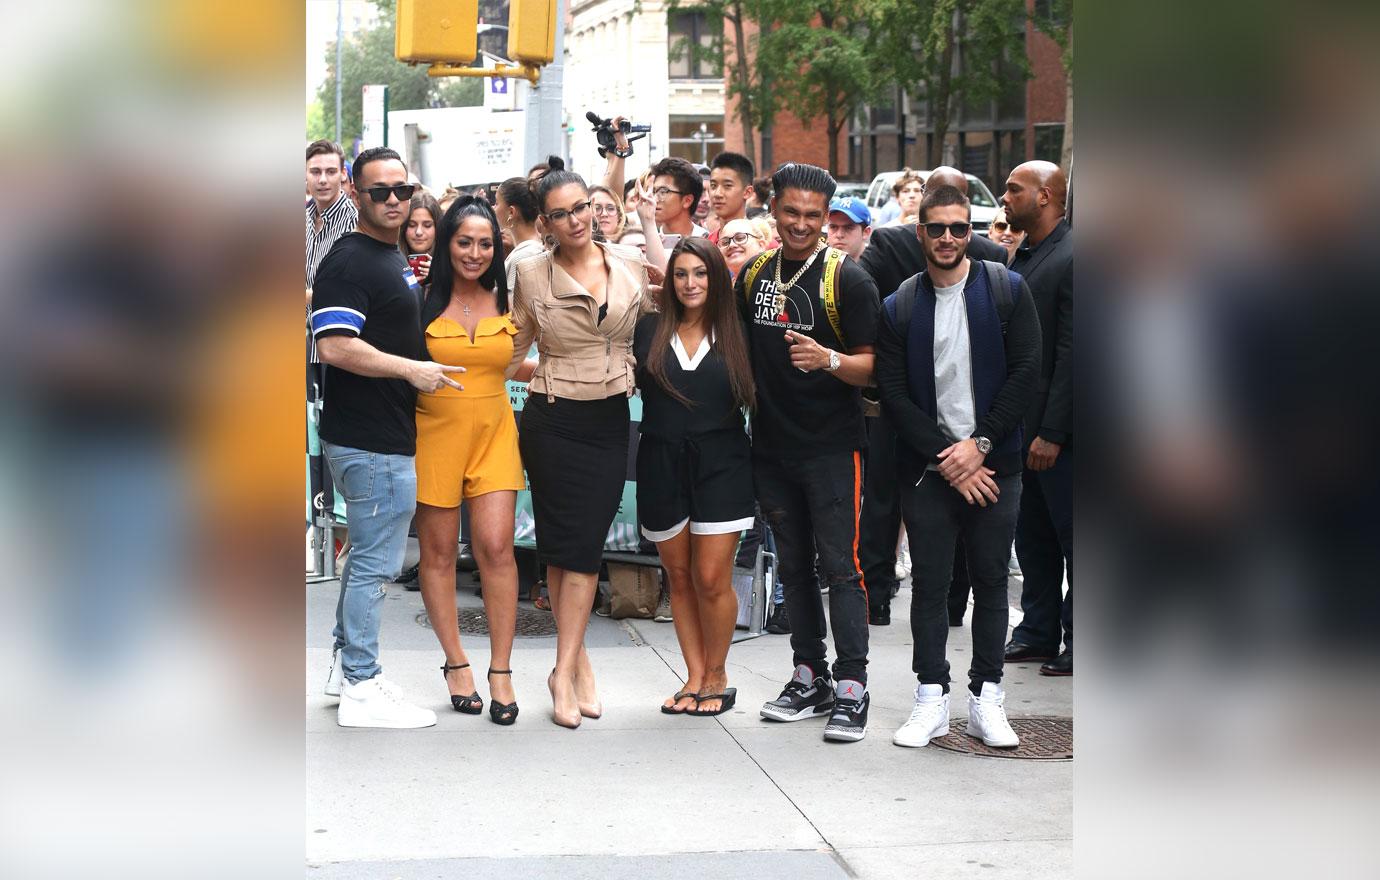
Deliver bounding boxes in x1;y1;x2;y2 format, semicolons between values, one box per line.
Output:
314;0;482;153
876;0;1030;168
666;0;782;169
756;2;885;176
306;99;330;143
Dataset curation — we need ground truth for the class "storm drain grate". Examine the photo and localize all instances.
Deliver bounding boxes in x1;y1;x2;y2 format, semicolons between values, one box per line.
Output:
415;607;559;638
930;716;1073;760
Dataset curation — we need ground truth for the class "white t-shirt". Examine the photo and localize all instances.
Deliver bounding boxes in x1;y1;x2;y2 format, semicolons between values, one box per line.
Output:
929;267;976;468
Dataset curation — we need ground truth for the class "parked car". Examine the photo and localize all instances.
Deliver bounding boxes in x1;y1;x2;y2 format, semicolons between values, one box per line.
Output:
832;180;871;202
863;170;1000;232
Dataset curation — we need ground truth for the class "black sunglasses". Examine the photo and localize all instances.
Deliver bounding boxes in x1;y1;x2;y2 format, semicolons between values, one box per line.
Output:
922;222;971;239
362;184;417;203
990;221;1009;231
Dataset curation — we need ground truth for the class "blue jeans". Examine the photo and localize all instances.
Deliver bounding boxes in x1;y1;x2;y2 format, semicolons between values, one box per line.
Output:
324;441;417;683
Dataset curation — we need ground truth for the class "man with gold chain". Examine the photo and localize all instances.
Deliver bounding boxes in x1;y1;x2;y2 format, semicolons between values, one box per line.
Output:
735;163;881;743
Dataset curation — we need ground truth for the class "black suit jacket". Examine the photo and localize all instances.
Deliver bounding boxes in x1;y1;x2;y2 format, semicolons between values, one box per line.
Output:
860;223;1009;299
1009;218;1072;447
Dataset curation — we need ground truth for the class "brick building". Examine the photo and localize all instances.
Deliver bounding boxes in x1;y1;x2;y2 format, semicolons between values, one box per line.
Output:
722;2;1069;190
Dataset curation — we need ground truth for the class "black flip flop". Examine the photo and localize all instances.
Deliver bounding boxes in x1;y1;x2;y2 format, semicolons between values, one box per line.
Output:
660;690;697;715
690;688;737;716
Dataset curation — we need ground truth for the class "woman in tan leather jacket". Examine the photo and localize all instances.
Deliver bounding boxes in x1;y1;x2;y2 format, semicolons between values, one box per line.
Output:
505;167;654;729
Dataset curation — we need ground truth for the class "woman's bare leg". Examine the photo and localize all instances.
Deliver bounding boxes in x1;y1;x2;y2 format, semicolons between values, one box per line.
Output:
688;531;742;713
467;491;519;706
415;503;474;697
654;527;703;711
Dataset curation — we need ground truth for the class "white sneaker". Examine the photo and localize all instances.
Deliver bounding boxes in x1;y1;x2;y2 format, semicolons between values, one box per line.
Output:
892;683;949;747
337;675;437;729
966;681;1019;748
894;539;912;581
324;648;343;698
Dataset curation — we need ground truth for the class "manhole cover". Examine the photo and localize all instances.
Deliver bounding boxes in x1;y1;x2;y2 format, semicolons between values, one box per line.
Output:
930;716;1073;760
415;607;559;638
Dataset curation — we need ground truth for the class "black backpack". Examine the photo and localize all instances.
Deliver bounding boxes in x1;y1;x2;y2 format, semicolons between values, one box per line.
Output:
890;260;1015;337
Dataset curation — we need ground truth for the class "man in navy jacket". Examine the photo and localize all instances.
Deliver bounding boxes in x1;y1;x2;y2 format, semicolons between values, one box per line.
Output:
875;185;1041;749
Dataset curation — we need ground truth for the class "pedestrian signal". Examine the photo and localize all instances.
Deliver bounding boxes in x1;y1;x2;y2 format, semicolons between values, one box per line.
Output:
507;0;557;65
396;0;478;64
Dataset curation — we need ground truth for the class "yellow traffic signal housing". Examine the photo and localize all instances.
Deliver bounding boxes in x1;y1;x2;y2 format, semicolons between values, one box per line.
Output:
507;0;557;65
396;0;478;64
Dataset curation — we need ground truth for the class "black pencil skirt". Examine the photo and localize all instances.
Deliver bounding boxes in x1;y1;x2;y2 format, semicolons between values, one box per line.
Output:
518;393;630;574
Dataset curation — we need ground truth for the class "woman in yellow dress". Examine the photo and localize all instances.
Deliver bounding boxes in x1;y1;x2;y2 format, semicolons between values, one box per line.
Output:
414;196;535;725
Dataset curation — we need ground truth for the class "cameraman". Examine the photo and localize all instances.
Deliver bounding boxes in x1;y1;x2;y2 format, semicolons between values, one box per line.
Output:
595;114;635;220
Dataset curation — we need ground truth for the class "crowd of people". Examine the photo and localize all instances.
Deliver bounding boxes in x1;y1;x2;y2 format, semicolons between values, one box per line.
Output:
304;124;1072;747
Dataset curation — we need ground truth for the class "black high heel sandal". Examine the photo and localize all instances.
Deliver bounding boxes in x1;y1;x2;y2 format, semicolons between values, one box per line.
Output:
441;662;483;714
487;669;519;726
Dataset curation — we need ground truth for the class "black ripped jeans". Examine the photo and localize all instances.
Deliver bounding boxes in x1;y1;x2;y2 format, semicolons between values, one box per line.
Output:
753;450;870;684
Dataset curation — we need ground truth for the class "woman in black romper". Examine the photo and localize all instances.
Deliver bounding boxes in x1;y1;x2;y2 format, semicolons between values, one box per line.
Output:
633;238;756;716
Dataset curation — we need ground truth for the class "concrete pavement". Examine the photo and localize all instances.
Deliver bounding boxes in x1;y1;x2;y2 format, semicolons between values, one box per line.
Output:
306;553;1072;879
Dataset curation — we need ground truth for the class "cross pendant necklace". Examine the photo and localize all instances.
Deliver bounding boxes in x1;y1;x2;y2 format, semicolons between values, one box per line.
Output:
462;302;472;317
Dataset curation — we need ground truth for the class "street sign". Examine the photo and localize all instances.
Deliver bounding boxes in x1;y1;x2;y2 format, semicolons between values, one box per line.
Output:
361;84;388;149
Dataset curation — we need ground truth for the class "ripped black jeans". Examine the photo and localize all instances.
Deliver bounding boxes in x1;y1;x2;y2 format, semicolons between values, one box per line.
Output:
753;450;870;684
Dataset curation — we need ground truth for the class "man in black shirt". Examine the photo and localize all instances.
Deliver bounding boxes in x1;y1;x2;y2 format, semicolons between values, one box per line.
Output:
311;146;467;729
737;163;881;743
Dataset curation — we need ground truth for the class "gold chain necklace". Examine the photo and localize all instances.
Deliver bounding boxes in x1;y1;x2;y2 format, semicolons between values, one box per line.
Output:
771;241;826;317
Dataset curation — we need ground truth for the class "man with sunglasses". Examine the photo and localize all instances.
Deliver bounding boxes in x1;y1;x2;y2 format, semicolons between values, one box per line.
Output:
875;185;1041;749
311;146;469;729
857;167;1007;629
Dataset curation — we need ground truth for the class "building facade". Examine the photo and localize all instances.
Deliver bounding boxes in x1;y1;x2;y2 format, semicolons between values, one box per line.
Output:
564;0;727;183
721;3;1068;190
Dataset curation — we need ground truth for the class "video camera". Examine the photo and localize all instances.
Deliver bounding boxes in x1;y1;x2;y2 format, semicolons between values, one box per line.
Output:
586;111;651;159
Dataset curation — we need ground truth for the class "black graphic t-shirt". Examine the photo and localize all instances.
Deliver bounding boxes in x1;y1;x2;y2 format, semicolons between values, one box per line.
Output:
311;232;424;455
735;250;880;456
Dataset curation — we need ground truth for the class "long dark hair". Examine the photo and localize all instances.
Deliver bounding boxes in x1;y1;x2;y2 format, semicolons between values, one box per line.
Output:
421;196;508;334
397;192;442;259
646;237;755;411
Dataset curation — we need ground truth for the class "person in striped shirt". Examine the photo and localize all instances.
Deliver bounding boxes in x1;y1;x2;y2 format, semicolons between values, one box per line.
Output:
306;139;359;296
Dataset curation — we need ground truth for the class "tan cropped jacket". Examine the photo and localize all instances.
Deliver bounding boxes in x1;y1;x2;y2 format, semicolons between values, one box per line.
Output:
505;241;655;402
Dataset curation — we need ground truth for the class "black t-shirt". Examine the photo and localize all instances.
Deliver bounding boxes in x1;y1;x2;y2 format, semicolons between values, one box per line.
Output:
735;250;880;456
311;232;424;455
633;314;744;442
860;223;1008;299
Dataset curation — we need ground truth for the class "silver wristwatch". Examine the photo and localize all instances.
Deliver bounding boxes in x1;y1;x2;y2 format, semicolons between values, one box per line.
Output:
825;350;841;372
973;436;993;454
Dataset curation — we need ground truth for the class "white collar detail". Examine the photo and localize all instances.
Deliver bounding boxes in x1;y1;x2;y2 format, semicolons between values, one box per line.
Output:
670;329;714;371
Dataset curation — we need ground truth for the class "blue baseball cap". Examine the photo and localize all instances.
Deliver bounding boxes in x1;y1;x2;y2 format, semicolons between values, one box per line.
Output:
829;196;870;226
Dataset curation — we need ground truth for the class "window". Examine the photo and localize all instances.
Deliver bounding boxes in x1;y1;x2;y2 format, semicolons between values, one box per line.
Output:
1034;124;1065;163
668;12;722;80
1034;0;1067;28
668;116;724;164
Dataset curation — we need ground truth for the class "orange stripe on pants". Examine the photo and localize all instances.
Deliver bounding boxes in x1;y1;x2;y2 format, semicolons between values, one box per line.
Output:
852;450;867;602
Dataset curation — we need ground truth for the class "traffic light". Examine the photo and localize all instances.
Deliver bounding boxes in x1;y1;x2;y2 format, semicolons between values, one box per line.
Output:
507;0;557;65
396;0;478;64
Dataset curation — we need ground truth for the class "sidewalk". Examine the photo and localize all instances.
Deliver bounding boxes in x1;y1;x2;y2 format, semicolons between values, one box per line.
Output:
305;557;1072;879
